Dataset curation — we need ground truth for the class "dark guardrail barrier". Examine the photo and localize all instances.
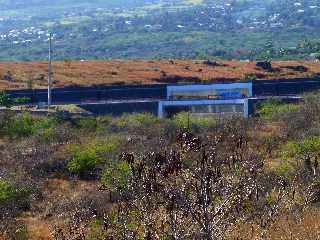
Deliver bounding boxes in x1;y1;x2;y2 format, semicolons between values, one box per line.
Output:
7;84;168;104
253;77;320;96
6;77;320;104
80;101;159;116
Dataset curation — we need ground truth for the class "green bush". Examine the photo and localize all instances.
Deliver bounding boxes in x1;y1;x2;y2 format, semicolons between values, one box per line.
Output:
257;99;300;120
4;113;35;137
282;137;320;160
2;113;57;138
110;113;160;131
281;141;300;160
13;97;31;104
281;137;320;174
0;180;16;204
298;137;320;157
173;112;213;129
0;180;29;206
276;162;294;176
277;137;320;175
159;118;178;140
127;113;160;126
0;91;13;108
101;161;132;191
86;219;108;240
75;117;98;131
68;138;120;174
0;92;30;107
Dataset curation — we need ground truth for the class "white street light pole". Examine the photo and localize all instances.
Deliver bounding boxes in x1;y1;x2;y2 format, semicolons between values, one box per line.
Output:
48;33;52;108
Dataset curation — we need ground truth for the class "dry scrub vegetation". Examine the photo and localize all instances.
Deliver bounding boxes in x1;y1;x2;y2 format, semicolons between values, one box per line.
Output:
1;93;320;239
0;60;319;89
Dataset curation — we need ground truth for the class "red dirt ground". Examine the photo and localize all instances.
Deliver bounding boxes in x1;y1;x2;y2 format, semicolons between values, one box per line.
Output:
0;60;319;90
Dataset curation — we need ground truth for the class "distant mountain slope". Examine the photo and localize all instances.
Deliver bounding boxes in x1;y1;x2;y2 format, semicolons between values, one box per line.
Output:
0;0;319;60
0;0;146;10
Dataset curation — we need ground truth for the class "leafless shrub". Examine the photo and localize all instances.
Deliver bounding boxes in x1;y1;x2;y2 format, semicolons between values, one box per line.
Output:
100;125;291;239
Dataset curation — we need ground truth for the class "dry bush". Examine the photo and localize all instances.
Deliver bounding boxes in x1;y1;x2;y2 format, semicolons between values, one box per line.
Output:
98;125;294;239
3;108;320;239
49;190;113;240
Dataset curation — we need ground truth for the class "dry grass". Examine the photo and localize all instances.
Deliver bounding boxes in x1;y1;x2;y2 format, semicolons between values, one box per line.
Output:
15;179;97;240
227;208;320;240
0;60;319;90
21;216;52;240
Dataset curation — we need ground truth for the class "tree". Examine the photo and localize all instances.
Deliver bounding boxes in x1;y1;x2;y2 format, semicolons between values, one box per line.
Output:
282;137;320;175
0;91;13;108
102;127;288;239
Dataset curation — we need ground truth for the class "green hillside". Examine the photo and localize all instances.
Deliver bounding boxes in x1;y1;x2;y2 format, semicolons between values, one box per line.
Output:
0;0;319;60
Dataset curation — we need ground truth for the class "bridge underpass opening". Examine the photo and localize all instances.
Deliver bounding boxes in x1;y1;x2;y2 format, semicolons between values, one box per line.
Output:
158;99;249;118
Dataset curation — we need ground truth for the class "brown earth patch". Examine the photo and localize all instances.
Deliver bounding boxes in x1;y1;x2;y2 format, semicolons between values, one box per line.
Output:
0;60;319;90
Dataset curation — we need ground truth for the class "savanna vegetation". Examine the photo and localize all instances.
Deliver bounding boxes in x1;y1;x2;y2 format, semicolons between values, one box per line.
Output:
1;92;320;239
0;60;320;90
